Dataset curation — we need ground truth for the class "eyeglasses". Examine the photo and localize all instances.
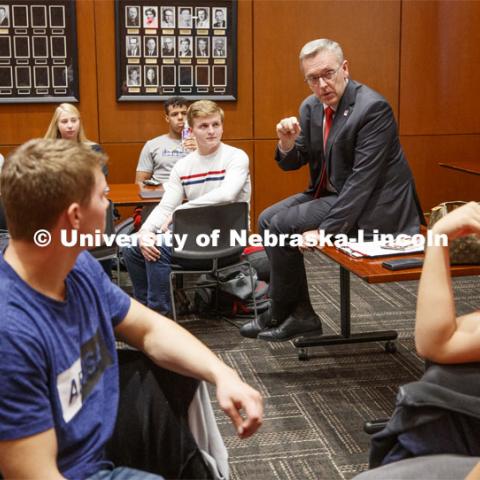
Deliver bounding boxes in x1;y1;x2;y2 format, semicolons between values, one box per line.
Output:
305;65;342;86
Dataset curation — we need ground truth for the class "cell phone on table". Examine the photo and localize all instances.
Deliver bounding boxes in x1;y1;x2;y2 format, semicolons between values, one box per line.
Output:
143;178;161;186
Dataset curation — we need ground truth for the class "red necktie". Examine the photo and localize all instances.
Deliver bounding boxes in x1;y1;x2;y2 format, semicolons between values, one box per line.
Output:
323;106;334;149
315;107;334;198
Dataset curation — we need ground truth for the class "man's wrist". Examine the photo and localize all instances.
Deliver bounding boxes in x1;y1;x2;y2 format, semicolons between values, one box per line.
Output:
278;141;294;155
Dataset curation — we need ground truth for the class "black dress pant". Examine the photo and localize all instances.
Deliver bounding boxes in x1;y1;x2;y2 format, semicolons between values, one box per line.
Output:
258;192;337;305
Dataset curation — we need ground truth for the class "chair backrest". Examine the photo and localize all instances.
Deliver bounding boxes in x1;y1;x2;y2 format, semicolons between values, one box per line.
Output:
171;202;248;261
0;198;6;231
89;200;116;260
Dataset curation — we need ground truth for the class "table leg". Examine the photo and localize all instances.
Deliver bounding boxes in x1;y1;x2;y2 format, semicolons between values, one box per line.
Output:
294;266;398;359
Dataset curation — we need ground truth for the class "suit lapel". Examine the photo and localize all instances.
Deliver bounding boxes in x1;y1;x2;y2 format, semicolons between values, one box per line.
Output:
325;80;357;158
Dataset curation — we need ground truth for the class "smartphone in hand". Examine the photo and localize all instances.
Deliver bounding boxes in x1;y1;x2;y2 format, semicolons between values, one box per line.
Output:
143;178;161;186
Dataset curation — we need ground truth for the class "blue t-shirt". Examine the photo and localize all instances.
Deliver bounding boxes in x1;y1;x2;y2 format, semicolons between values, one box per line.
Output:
0;251;131;479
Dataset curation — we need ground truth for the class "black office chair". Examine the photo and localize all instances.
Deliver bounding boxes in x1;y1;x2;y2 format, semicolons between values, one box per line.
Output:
89;200;120;283
168;202;258;323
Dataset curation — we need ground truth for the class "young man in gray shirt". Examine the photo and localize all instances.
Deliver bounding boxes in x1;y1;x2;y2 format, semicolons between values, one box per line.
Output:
135;97;196;184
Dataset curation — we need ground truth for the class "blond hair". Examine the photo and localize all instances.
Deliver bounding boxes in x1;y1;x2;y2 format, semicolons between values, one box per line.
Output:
1;139;106;241
187;100;224;126
44;103;92;143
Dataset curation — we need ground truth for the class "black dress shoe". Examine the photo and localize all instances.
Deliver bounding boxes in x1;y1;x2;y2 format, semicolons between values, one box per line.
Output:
257;312;322;342
240;308;275;339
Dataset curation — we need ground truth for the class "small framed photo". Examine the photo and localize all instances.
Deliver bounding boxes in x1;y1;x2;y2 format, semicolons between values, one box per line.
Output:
31;5;47;28
195;65;210;87
15;66;31;88
0;5;10;27
212;65;226;86
177;36;192;58
179;65;193;87
12;4;29;28
126;65;141;86
143;6;158;29
33;65;49;88
0;35;11;59
125;5;140;27
0;66;12;88
195;37;209;58
52;65;68;87
177;7;192;28
144;36;158;57
51;36;66;58
14;36;30;58
160;6;175;28
212;7;227;29
161;36;175;57
161;65;175;87
195;7;209;29
49;5;65;28
144;65;158;86
32;36;48;58
126;35;141;57
212;37;227;58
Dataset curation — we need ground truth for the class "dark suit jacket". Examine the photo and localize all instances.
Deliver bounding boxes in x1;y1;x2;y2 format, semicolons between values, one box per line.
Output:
276;80;422;235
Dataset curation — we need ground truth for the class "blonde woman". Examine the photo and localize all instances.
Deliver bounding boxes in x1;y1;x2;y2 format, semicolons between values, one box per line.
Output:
44;103;107;176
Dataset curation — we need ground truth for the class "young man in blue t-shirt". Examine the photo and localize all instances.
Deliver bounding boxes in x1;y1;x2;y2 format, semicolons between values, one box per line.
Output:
0;139;263;480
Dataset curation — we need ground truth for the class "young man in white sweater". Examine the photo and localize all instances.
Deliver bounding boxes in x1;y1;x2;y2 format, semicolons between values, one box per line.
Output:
124;100;251;316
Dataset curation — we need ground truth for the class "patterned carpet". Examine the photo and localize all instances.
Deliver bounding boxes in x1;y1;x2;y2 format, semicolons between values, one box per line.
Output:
172;251;480;480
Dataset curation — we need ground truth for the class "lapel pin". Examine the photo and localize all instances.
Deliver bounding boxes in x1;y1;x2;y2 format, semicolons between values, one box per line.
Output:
343;109;349;116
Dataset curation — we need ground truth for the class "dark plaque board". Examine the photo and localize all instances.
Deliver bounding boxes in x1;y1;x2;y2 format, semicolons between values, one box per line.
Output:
0;1;79;103
115;1;237;101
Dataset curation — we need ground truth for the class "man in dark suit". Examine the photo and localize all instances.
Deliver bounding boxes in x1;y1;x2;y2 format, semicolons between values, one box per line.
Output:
0;6;9;26
127;36;140;57
241;38;423;341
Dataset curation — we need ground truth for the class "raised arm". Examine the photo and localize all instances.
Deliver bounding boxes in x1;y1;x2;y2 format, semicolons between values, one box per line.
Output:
0;429;64;479
115;299;263;438
415;202;480;363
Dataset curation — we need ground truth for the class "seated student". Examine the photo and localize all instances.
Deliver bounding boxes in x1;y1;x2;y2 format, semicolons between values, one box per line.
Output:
415;201;480;364
44;102;108;177
124;100;251;317
136;96;196;185
354;202;480;480
0;139;262;479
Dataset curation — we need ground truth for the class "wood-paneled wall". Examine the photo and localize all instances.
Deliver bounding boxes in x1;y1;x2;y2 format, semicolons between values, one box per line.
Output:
1;0;479;226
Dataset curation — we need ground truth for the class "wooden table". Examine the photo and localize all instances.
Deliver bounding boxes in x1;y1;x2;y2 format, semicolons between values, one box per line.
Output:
107;183;164;207
293;246;480;360
439;160;480;176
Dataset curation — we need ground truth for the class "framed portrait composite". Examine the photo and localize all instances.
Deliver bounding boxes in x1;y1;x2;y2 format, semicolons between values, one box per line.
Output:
0;1;79;103
115;0;237;101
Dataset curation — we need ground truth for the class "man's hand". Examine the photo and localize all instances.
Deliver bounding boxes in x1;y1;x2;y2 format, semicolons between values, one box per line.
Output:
215;368;263;438
138;230;161;261
276;116;301;152
431;201;480;240
299;229;321;253
183;136;197;152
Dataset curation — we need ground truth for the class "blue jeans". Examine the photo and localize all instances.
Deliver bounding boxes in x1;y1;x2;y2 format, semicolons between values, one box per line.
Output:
88;467;163;480
123;236;173;315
